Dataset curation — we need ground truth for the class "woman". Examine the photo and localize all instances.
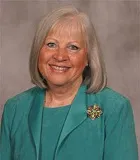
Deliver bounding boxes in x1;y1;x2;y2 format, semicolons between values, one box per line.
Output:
0;6;138;160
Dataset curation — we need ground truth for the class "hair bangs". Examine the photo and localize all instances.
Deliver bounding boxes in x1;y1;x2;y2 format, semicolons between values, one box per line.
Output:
48;15;87;46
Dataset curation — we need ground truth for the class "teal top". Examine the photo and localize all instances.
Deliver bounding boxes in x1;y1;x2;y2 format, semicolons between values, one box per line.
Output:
0;85;138;160
40;105;70;160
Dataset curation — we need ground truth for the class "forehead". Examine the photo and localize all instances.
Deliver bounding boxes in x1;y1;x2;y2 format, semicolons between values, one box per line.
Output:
47;17;86;41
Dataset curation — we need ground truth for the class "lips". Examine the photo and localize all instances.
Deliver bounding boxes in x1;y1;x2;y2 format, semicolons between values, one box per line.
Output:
49;64;71;72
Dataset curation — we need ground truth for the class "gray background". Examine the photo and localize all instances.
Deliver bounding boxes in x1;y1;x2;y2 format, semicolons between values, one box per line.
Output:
0;0;140;155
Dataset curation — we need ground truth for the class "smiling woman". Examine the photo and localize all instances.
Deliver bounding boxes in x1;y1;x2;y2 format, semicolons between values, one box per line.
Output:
38;18;88;97
29;6;107;94
0;6;138;160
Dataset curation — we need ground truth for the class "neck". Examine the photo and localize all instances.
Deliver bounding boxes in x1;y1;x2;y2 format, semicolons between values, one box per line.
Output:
45;78;82;107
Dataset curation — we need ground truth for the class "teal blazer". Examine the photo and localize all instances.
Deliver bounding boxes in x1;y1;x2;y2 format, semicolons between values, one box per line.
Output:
0;85;138;160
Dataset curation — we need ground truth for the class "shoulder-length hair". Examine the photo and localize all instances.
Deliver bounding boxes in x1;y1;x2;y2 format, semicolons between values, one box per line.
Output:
29;6;107;93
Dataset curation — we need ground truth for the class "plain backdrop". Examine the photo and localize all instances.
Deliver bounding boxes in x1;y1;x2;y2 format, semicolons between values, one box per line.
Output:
0;0;140;155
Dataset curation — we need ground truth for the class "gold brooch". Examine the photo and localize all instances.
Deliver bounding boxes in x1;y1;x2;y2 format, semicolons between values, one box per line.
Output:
87;105;103;120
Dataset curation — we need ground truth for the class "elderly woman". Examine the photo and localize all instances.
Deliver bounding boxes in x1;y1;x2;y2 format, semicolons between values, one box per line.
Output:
0;6;138;160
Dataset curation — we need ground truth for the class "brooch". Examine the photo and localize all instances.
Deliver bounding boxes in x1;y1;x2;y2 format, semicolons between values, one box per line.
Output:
87;105;103;120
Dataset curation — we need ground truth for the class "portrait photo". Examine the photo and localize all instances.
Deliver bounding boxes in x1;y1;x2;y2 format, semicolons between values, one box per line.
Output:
0;1;139;159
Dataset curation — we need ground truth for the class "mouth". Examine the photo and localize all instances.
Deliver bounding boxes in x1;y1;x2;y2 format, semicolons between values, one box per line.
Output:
49;64;71;73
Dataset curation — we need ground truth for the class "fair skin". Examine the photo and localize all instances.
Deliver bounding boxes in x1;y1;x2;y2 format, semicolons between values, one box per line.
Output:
38;19;88;107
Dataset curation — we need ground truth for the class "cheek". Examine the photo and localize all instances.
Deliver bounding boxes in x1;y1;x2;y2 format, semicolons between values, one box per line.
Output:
38;48;45;63
71;54;87;69
38;49;48;74
38;55;44;74
38;54;44;65
38;48;51;65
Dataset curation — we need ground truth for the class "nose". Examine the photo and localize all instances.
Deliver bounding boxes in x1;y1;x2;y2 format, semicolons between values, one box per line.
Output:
53;47;69;62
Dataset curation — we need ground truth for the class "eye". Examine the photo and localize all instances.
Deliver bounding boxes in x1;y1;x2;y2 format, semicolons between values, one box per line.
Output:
68;45;80;51
46;42;57;48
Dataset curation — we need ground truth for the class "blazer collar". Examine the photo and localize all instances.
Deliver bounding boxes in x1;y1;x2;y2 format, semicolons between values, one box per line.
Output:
28;87;45;160
28;85;90;160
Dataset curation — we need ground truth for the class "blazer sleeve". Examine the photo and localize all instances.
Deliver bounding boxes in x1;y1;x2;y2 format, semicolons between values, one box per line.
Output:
0;99;16;160
103;99;138;160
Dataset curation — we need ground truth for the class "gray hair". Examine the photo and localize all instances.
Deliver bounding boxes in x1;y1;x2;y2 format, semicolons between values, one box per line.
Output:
29;6;107;93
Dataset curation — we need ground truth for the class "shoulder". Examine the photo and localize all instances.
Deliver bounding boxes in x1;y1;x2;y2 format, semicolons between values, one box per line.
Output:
3;86;42;119
4;86;44;109
96;87;129;104
89;86;130;105
6;86;40;104
2;86;43;133
88;87;132;120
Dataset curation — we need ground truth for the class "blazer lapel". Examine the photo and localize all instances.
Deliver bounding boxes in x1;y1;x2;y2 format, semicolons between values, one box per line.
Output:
54;85;88;158
28;85;96;160
28;87;45;160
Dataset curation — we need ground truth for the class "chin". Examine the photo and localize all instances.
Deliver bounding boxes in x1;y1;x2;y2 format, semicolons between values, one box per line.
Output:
47;79;70;87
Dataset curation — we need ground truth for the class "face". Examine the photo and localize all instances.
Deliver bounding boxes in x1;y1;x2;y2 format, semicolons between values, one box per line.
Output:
38;20;88;88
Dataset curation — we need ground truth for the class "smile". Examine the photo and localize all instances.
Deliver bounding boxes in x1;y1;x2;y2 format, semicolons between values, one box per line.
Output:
49;65;70;72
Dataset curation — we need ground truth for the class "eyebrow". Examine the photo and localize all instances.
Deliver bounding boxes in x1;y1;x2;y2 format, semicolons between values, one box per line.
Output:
46;37;81;43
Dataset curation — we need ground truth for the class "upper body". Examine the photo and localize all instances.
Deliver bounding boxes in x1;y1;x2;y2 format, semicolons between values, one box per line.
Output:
0;5;138;160
0;85;138;160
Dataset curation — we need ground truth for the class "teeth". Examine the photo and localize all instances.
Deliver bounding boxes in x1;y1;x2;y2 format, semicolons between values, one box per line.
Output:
51;65;68;72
